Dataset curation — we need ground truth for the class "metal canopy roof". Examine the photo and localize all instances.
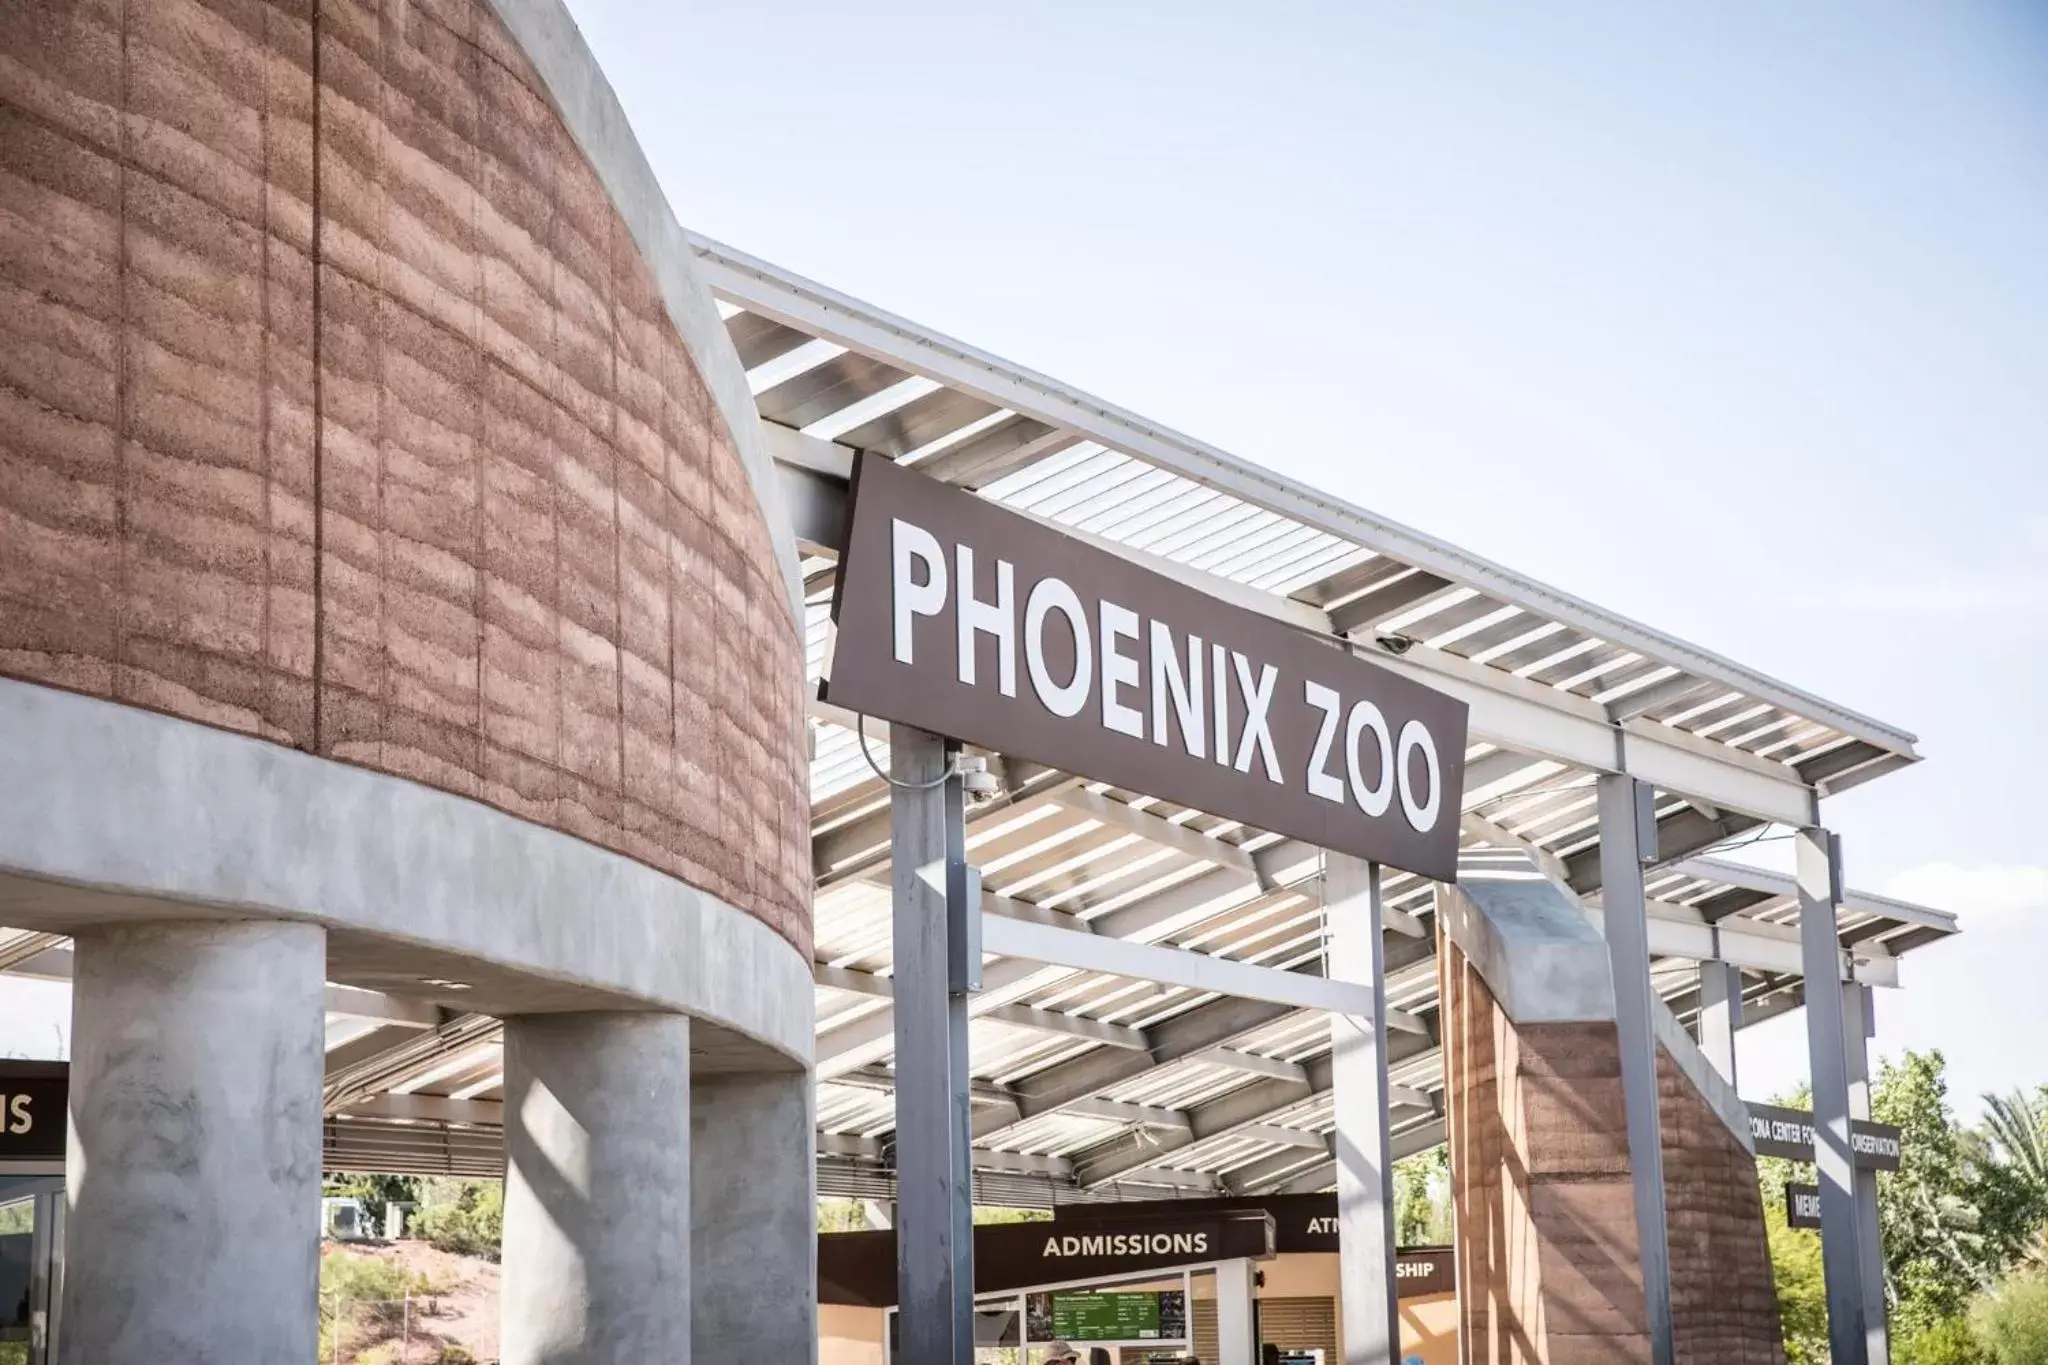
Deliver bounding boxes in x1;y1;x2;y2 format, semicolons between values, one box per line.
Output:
716;236;1950;1204
0;240;1957;1204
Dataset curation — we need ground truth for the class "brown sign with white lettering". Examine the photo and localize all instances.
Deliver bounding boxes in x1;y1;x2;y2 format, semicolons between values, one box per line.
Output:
825;455;1470;881
1785;1182;1824;1229
0;1061;65;1162
1747;1102;1902;1171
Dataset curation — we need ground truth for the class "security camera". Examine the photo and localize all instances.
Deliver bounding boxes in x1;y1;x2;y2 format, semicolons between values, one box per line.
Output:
1376;633;1416;656
953;755;1003;804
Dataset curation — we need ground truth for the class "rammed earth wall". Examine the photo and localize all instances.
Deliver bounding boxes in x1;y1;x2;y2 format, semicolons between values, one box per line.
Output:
1438;873;1786;1364
0;0;810;954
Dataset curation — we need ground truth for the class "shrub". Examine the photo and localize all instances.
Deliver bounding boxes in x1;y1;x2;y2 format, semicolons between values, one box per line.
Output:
411;1178;504;1260
1895;1315;1987;1365
438;1348;476;1365
318;1249;433;1360
1973;1269;2048;1363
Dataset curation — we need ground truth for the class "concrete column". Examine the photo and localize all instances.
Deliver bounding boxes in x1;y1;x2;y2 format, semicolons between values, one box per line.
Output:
501;1012;692;1365
1215;1258;1258;1365
1327;853;1399;1365
1697;959;1742;1090
60;920;326;1365
693;1071;817;1361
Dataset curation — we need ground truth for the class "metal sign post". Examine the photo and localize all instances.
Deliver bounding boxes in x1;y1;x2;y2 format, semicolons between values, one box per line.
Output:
1798;828;1878;1365
891;724;979;1365
1328;854;1400;1364
1595;775;1675;1365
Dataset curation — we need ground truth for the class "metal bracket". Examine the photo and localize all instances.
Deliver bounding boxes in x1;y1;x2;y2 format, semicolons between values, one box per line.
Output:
948;864;982;994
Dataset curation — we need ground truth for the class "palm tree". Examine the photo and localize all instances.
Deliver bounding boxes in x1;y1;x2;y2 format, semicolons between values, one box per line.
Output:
1981;1089;2048;1195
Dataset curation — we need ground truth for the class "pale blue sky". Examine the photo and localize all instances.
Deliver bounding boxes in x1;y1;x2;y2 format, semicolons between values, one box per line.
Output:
570;0;2046;1111
8;2;2046;1114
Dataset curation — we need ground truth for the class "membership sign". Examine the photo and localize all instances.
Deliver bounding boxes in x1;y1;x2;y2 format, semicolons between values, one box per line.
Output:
825;455;1470;882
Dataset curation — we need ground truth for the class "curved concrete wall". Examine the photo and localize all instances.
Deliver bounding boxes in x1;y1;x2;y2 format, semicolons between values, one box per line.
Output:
0;0;810;954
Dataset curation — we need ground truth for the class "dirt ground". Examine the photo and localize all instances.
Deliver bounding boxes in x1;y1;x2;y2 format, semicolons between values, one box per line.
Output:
329;1241;501;1364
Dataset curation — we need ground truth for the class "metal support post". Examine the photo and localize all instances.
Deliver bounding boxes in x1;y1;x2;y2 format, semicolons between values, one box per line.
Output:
29;1187;61;1365
891;723;976;1365
1327;854;1400;1364
1594;773;1675;1365
1797;827;1874;1365
1697;959;1742;1090
1843;978;1892;1361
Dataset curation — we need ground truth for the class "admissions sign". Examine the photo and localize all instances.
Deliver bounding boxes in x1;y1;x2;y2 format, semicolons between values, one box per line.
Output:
0;1061;65;1163
825;454;1470;882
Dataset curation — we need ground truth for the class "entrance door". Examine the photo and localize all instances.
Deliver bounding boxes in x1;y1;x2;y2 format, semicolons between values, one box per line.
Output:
0;1176;60;1365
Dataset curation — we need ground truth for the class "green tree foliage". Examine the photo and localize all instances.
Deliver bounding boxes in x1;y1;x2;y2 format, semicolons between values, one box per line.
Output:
971;1205;1051;1225
1751;1083;1830;1363
1970;1268;2048;1364
1764;1215;1830;1365
817;1198;870;1232
1979;1089;2048;1215
1393;1146;1452;1247
1875;1053;2039;1335
1893;1314;1988;1365
1753;1053;2048;1358
410;1178;504;1260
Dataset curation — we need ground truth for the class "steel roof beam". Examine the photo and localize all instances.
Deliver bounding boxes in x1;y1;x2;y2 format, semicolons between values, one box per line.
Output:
345;1095;502;1125
700;236;1916;764
1075;1023;1439;1187
1672;857;1960;936
811;753;1074;886
918;423;1083;491
982;1002;1151;1051
1051;788;1266;886
779;447;1866;825
981;913;1426;1027
1226;1142;1334;1195
975;988;1307;1143
1264;1118;1448;1196
824;1067;1190;1134
1104;1167;1224;1194
1238;1123;1330;1151
1065;1098;1192;1132
1194;1048;1310;1084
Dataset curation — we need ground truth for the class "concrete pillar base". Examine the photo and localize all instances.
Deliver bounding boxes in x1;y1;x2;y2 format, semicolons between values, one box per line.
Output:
59;919;326;1365
501;1012;692;1365
693;1071;817;1360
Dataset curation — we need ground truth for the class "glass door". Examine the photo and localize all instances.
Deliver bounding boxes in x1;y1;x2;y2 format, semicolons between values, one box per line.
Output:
0;1177;60;1365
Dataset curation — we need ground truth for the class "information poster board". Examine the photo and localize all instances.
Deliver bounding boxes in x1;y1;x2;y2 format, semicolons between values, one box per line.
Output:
1026;1289;1187;1344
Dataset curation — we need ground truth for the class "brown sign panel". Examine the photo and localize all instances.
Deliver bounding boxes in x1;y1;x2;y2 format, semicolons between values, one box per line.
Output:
818;1210;1276;1308
1747;1102;1902;1171
0;1061;65;1162
1785;1182;1824;1229
825;455;1470;881
1055;1194;1454;1298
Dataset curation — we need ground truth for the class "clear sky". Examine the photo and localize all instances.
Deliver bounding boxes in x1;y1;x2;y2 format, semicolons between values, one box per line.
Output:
7;2;2045;1116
